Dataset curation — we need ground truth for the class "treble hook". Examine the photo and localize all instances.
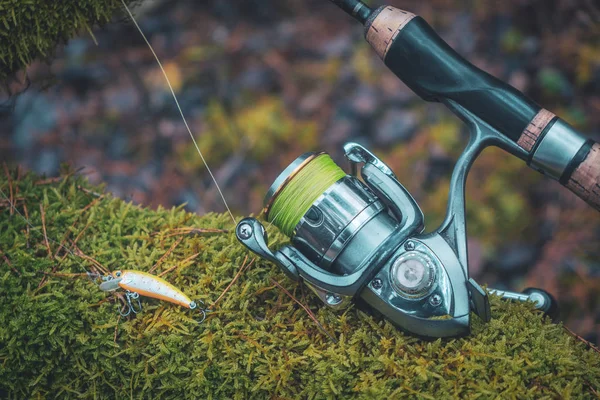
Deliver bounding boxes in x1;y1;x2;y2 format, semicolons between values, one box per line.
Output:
190;300;210;324
119;291;143;317
118;295;131;317
127;291;143;314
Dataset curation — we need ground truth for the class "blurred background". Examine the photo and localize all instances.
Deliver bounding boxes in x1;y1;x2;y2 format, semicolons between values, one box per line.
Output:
1;0;599;343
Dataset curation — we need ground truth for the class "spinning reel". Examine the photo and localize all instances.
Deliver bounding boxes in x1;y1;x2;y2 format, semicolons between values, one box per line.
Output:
236;104;557;338
234;0;597;338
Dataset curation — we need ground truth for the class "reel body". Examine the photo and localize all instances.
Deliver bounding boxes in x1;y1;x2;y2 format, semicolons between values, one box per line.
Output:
236;143;476;337
236;104;557;338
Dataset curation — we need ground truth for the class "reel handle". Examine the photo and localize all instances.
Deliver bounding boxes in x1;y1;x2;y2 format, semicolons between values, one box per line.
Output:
488;287;559;321
337;3;600;211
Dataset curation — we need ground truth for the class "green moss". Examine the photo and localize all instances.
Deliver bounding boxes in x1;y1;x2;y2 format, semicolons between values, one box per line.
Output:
1;170;599;399
0;0;133;80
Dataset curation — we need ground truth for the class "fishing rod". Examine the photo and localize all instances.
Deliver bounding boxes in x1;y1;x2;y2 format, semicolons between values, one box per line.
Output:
328;0;599;208
234;0;598;338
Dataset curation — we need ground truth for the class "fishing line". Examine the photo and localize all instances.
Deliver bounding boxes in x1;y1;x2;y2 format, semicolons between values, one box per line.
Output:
267;154;346;236
120;0;236;225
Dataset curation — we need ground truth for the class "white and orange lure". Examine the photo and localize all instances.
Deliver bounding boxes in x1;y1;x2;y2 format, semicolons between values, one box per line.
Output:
99;270;208;322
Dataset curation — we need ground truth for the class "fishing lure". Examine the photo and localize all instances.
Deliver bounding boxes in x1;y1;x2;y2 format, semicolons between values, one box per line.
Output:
0;185;210;323
99;270;209;322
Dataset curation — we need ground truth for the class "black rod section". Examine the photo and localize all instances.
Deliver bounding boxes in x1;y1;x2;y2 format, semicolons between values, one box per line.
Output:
328;0;372;24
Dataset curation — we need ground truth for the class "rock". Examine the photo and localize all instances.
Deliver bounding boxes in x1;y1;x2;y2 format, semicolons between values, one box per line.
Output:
105;87;140;113
509;70;529;92
537;67;573;98
591;65;600;93
424;152;454;188
34;148;61;176
59;66;108;97
379;75;415;105
585;262;600;278
325;117;361;146
63;39;89;64
211;25;230;44
178;87;208;116
176;188;202;212
298;88;328;115
244;32;270;53
108;134;130;160
521;36;540;55
139;162;162;190
467;238;485;276
584;332;599;347
447;13;475;55
12;92;58;149
273;21;295;48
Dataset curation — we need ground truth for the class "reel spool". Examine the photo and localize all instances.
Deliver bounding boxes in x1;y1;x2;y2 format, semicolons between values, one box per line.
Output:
264;153;346;237
263;151;401;275
236;143;558;338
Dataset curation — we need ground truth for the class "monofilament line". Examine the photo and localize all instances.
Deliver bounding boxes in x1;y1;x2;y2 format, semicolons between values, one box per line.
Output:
120;0;236;225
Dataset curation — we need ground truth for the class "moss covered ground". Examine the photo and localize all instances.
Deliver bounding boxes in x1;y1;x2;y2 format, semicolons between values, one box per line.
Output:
0;0;135;81
1;169;599;399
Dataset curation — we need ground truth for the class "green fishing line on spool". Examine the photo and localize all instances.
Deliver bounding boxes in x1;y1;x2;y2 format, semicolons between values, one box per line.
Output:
268;154;346;237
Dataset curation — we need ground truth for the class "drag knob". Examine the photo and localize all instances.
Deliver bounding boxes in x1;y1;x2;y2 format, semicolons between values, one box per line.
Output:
390;251;436;299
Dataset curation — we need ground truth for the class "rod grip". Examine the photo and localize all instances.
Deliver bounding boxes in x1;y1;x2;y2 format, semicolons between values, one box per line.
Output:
564;143;600;211
364;6;600;212
364;6;539;143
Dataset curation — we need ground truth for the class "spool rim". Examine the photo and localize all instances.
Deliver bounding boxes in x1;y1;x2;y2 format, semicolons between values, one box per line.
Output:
263;151;327;219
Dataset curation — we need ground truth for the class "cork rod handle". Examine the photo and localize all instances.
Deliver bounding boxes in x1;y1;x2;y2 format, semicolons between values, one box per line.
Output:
565;143;600;211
